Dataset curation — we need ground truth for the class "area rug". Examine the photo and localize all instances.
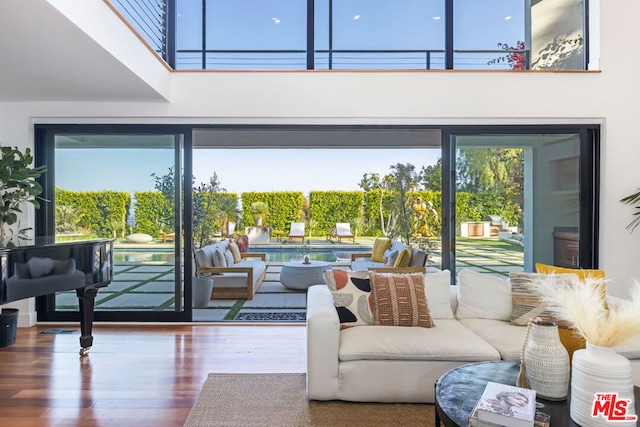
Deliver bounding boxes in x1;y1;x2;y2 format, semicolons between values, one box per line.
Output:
184;373;434;427
233;312;306;321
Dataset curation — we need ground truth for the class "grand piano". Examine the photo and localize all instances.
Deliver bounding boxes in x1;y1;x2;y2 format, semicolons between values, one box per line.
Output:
0;238;114;356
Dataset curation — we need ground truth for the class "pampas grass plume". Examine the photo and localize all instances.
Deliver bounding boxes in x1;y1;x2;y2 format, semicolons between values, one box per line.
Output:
530;274;640;347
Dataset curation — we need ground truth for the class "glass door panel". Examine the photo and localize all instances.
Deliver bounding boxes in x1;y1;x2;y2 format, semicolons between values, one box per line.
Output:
450;134;581;281
52;133;186;319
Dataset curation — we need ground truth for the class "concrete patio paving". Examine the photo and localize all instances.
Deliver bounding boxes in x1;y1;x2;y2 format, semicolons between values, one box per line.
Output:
56;238;524;322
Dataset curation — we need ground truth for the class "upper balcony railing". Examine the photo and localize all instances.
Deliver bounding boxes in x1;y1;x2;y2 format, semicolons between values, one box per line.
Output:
108;0;582;72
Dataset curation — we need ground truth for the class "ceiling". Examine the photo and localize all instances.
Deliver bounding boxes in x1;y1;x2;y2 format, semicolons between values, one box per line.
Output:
0;0;168;102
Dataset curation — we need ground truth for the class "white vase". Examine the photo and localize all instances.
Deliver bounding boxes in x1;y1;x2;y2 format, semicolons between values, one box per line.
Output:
523;320;570;400
570;343;637;426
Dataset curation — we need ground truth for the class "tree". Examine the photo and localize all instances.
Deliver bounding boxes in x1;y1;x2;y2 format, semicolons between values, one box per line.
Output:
250;201;269;226
192;173;226;248
359;172;394;236
420;158;442;191
488;40;526;70
388;163;420;243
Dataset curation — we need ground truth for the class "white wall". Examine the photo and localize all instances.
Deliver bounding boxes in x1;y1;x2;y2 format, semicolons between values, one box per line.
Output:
0;1;639;304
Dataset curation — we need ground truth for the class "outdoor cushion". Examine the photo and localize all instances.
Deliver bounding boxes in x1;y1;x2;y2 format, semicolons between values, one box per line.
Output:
393;247;412;267
371;238;392;262
409;248;428;267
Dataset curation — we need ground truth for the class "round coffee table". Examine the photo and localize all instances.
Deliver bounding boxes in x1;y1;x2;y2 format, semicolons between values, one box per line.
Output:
280;261;331;290
434;360;640;426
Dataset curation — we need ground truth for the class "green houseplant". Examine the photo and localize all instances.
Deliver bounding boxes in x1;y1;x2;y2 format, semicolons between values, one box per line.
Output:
0;146;46;247
621;188;640;232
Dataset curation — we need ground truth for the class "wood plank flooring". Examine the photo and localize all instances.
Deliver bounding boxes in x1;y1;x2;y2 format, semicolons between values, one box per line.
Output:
0;323;306;427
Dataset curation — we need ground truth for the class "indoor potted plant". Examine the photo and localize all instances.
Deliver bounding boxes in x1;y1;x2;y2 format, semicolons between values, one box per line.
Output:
621;188;640;232
0;145;47;247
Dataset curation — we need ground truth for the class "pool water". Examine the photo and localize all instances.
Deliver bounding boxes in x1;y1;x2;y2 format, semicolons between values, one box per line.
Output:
248;247;371;263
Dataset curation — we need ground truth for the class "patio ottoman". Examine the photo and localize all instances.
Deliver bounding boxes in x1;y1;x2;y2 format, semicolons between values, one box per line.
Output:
280;261;332;290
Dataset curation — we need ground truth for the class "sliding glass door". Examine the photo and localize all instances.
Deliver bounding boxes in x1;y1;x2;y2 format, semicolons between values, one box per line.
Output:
444;129;598;282
35;125;191;322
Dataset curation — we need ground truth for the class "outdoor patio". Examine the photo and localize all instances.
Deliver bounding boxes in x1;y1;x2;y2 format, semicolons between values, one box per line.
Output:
55;238;524;322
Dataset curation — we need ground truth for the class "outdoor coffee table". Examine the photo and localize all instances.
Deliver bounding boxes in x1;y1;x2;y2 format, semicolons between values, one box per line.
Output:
280;260;331;290
434;360;640;426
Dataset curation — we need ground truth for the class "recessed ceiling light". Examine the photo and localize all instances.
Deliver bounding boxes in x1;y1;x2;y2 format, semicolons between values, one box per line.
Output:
505;15;512;20
433;16;441;20
354;15;360;20
272;17;281;24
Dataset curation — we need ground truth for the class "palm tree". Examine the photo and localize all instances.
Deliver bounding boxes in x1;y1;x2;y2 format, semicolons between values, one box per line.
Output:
216;194;240;236
250;201;269;226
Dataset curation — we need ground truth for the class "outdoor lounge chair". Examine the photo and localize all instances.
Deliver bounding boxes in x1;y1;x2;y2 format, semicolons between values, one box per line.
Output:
335;222;355;243
288;222;306;243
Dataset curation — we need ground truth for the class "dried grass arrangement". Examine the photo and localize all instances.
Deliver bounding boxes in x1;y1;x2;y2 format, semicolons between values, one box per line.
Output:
529;274;640;347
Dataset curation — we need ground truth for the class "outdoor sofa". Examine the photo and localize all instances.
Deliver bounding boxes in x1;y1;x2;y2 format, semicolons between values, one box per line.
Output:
350;238;429;271
194;239;266;300
306;268;640;403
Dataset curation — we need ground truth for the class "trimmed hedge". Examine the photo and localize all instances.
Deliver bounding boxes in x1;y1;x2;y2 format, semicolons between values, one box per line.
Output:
241;192;304;232
308;191;364;235
56;189;130;238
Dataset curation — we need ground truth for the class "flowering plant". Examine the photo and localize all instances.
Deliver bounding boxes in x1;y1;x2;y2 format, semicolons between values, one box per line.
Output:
530;274;640;347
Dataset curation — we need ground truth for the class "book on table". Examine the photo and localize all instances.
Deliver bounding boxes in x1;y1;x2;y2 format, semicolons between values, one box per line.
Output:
474;381;537;427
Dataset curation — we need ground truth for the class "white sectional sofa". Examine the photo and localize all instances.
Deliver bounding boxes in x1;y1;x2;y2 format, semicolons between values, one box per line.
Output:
194;240;266;300
306;269;640;403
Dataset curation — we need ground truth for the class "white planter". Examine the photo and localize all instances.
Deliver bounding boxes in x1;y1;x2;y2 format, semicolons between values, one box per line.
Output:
192;276;214;307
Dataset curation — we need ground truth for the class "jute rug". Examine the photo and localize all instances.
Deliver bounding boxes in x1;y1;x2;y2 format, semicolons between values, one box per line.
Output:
184;373;435;427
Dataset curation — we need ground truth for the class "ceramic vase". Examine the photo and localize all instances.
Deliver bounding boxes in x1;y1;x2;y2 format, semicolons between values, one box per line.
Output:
570;343;637;426
523;320;570;400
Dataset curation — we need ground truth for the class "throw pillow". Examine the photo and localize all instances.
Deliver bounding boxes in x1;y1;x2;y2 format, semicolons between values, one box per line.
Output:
424;269;454;319
509;272;576;327
228;240;242;264
27;257;54;278
51;259;76;276
323;270;373;328
409;248;428;267
214;248;227;267
455;269;512;321
393;247;412;267
224;249;235;266
371;238;392;262
383;249;399;266
368;272;434;328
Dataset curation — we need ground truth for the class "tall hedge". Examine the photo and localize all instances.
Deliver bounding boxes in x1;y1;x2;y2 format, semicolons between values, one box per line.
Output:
241;192;305;232
134;191;173;236
56;188;130;237
308;191;364;235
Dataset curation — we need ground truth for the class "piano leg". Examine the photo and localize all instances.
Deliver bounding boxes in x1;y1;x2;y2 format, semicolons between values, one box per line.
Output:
76;286;99;357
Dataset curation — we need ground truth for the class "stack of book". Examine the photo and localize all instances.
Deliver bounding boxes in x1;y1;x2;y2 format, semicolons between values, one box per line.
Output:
468;381;545;427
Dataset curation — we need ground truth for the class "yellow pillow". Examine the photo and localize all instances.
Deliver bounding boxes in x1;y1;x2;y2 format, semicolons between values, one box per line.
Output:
535;263;607;361
393;247;412;267
371;238;392;263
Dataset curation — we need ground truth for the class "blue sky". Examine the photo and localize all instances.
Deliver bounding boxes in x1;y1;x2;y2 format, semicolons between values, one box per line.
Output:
57;148;440;195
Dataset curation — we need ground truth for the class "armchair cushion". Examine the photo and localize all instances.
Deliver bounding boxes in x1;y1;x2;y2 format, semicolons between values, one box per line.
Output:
383;249;399;266
323;270;373;328
228;240;242;263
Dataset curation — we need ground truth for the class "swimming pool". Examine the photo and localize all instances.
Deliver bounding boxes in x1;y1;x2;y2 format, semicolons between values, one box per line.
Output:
113;246;371;264
248;247;371;263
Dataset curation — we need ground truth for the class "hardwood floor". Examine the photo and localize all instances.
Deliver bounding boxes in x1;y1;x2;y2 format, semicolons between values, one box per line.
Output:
0;323;306;426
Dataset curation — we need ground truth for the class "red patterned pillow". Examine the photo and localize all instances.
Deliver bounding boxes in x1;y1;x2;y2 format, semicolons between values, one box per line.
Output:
368;272;434;328
323;270;373;329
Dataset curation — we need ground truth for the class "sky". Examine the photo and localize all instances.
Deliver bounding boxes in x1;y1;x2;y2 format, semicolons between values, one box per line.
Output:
56;148;441;196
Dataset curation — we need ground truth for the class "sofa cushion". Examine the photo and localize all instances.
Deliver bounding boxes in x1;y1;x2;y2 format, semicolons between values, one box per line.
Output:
323;270;373;328
393;247;412;267
369;272;434;328
372;238;392;262
383;248;399;266
223;249;234;266
228;240;242;263
409;248;428;267
339;320;501;362
425;270;454;319
214;248;227;267
351;260;385;271
456;269;511;321
458;318;527;360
